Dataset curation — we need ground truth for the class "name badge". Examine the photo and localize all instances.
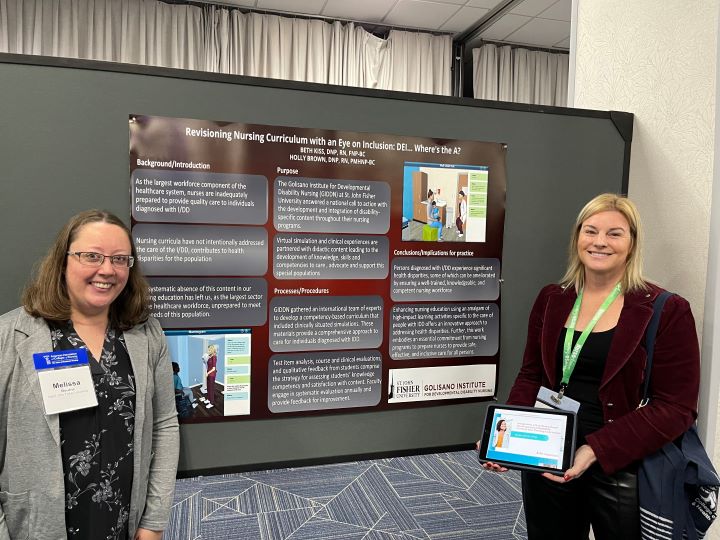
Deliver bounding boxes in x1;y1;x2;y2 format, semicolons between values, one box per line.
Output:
535;386;580;414
33;349;98;415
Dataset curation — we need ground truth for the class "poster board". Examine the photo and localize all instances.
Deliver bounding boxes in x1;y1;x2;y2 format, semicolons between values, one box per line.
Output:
130;114;507;421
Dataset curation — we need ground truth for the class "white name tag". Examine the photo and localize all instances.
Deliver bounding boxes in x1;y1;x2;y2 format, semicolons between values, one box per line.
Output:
33;349;98;415
536;386;580;414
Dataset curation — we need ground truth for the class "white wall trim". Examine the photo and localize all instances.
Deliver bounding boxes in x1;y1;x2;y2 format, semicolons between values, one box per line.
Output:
567;0;579;107
698;5;720;456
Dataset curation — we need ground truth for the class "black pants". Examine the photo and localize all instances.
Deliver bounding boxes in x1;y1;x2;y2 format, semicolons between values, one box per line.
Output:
522;464;639;540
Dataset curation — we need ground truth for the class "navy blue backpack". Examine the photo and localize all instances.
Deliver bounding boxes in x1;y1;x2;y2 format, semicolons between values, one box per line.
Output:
638;292;719;539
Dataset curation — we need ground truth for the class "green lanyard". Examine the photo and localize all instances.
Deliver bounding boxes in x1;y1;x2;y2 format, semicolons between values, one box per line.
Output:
556;283;622;401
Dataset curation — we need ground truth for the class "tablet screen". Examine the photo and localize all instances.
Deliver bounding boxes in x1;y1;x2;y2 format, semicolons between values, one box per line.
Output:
481;406;574;471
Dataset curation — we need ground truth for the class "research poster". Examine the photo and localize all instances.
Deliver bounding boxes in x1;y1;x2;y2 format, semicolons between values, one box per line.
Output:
129;114;507;421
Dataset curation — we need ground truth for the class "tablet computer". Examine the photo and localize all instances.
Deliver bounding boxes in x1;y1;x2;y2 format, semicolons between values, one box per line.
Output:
477;404;577;475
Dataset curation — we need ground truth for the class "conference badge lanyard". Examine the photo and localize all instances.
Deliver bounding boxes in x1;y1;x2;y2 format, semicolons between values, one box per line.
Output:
536;283;622;414
33;348;98;415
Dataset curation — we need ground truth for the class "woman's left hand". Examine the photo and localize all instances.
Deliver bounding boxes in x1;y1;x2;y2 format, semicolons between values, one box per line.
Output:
134;528;163;540
542;444;597;483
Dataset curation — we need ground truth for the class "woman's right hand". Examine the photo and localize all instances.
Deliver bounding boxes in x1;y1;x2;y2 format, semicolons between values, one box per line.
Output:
476;440;508;472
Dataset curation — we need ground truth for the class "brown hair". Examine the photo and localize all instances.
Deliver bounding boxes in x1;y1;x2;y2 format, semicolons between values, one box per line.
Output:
560;193;648;293
22;210;150;330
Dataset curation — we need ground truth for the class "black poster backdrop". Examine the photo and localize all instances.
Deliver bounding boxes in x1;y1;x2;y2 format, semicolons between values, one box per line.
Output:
129;114;507;422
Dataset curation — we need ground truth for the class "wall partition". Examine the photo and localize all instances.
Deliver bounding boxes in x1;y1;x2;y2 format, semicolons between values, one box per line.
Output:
0;54;631;473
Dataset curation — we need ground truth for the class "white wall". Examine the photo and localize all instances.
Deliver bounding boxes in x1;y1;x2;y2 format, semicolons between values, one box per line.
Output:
571;2;720;521
574;0;716;313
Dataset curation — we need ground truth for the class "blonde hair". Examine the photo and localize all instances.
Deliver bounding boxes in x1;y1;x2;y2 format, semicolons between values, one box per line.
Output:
22;210;150;330
208;344;218;355
560;193;648;293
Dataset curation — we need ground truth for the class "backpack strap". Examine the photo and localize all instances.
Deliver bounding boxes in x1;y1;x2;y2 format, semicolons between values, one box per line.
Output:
639;291;673;407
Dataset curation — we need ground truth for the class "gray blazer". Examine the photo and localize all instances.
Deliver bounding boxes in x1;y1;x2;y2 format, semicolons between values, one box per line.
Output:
0;308;179;540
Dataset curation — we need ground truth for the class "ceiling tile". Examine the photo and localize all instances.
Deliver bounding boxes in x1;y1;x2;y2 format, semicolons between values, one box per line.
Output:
467;0;505;7
479;13;531;40
256;0;326;14
384;0;462;31
322;0;395;21
505;17;570;47
541;0;571;21
440;6;489;32
425;0;467;4
554;36;570;48
509;0;558;17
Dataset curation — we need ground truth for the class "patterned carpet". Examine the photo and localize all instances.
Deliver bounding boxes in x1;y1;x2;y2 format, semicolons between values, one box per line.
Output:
167;450;527;540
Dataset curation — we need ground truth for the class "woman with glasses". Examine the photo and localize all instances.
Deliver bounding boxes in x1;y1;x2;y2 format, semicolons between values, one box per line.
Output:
0;210;179;540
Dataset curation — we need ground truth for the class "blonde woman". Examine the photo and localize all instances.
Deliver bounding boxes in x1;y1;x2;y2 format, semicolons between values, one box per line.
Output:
482;194;700;539
205;344;218;407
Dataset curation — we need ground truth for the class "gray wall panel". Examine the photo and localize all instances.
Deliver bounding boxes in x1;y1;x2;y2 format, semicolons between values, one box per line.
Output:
0;56;628;472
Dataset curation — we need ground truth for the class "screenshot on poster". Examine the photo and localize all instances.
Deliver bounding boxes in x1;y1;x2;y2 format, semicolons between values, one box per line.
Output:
166;328;251;418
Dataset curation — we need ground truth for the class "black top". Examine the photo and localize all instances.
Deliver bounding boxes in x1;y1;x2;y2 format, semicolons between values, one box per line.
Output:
555;328;615;445
49;321;136;540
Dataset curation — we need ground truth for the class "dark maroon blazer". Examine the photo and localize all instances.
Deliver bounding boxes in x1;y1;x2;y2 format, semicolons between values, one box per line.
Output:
507;283;700;474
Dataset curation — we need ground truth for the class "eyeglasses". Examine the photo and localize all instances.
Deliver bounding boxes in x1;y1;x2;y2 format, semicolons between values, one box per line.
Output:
67;251;135;268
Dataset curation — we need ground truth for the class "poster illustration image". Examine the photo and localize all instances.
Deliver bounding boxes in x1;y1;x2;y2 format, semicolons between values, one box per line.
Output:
130;114;507;422
401;162;488;243
166;329;251;418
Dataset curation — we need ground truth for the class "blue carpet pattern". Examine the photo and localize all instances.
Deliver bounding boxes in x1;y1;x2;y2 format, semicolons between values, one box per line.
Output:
167;450;527;539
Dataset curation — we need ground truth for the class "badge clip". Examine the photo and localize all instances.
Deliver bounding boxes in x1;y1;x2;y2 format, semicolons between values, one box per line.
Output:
550;384;567;404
